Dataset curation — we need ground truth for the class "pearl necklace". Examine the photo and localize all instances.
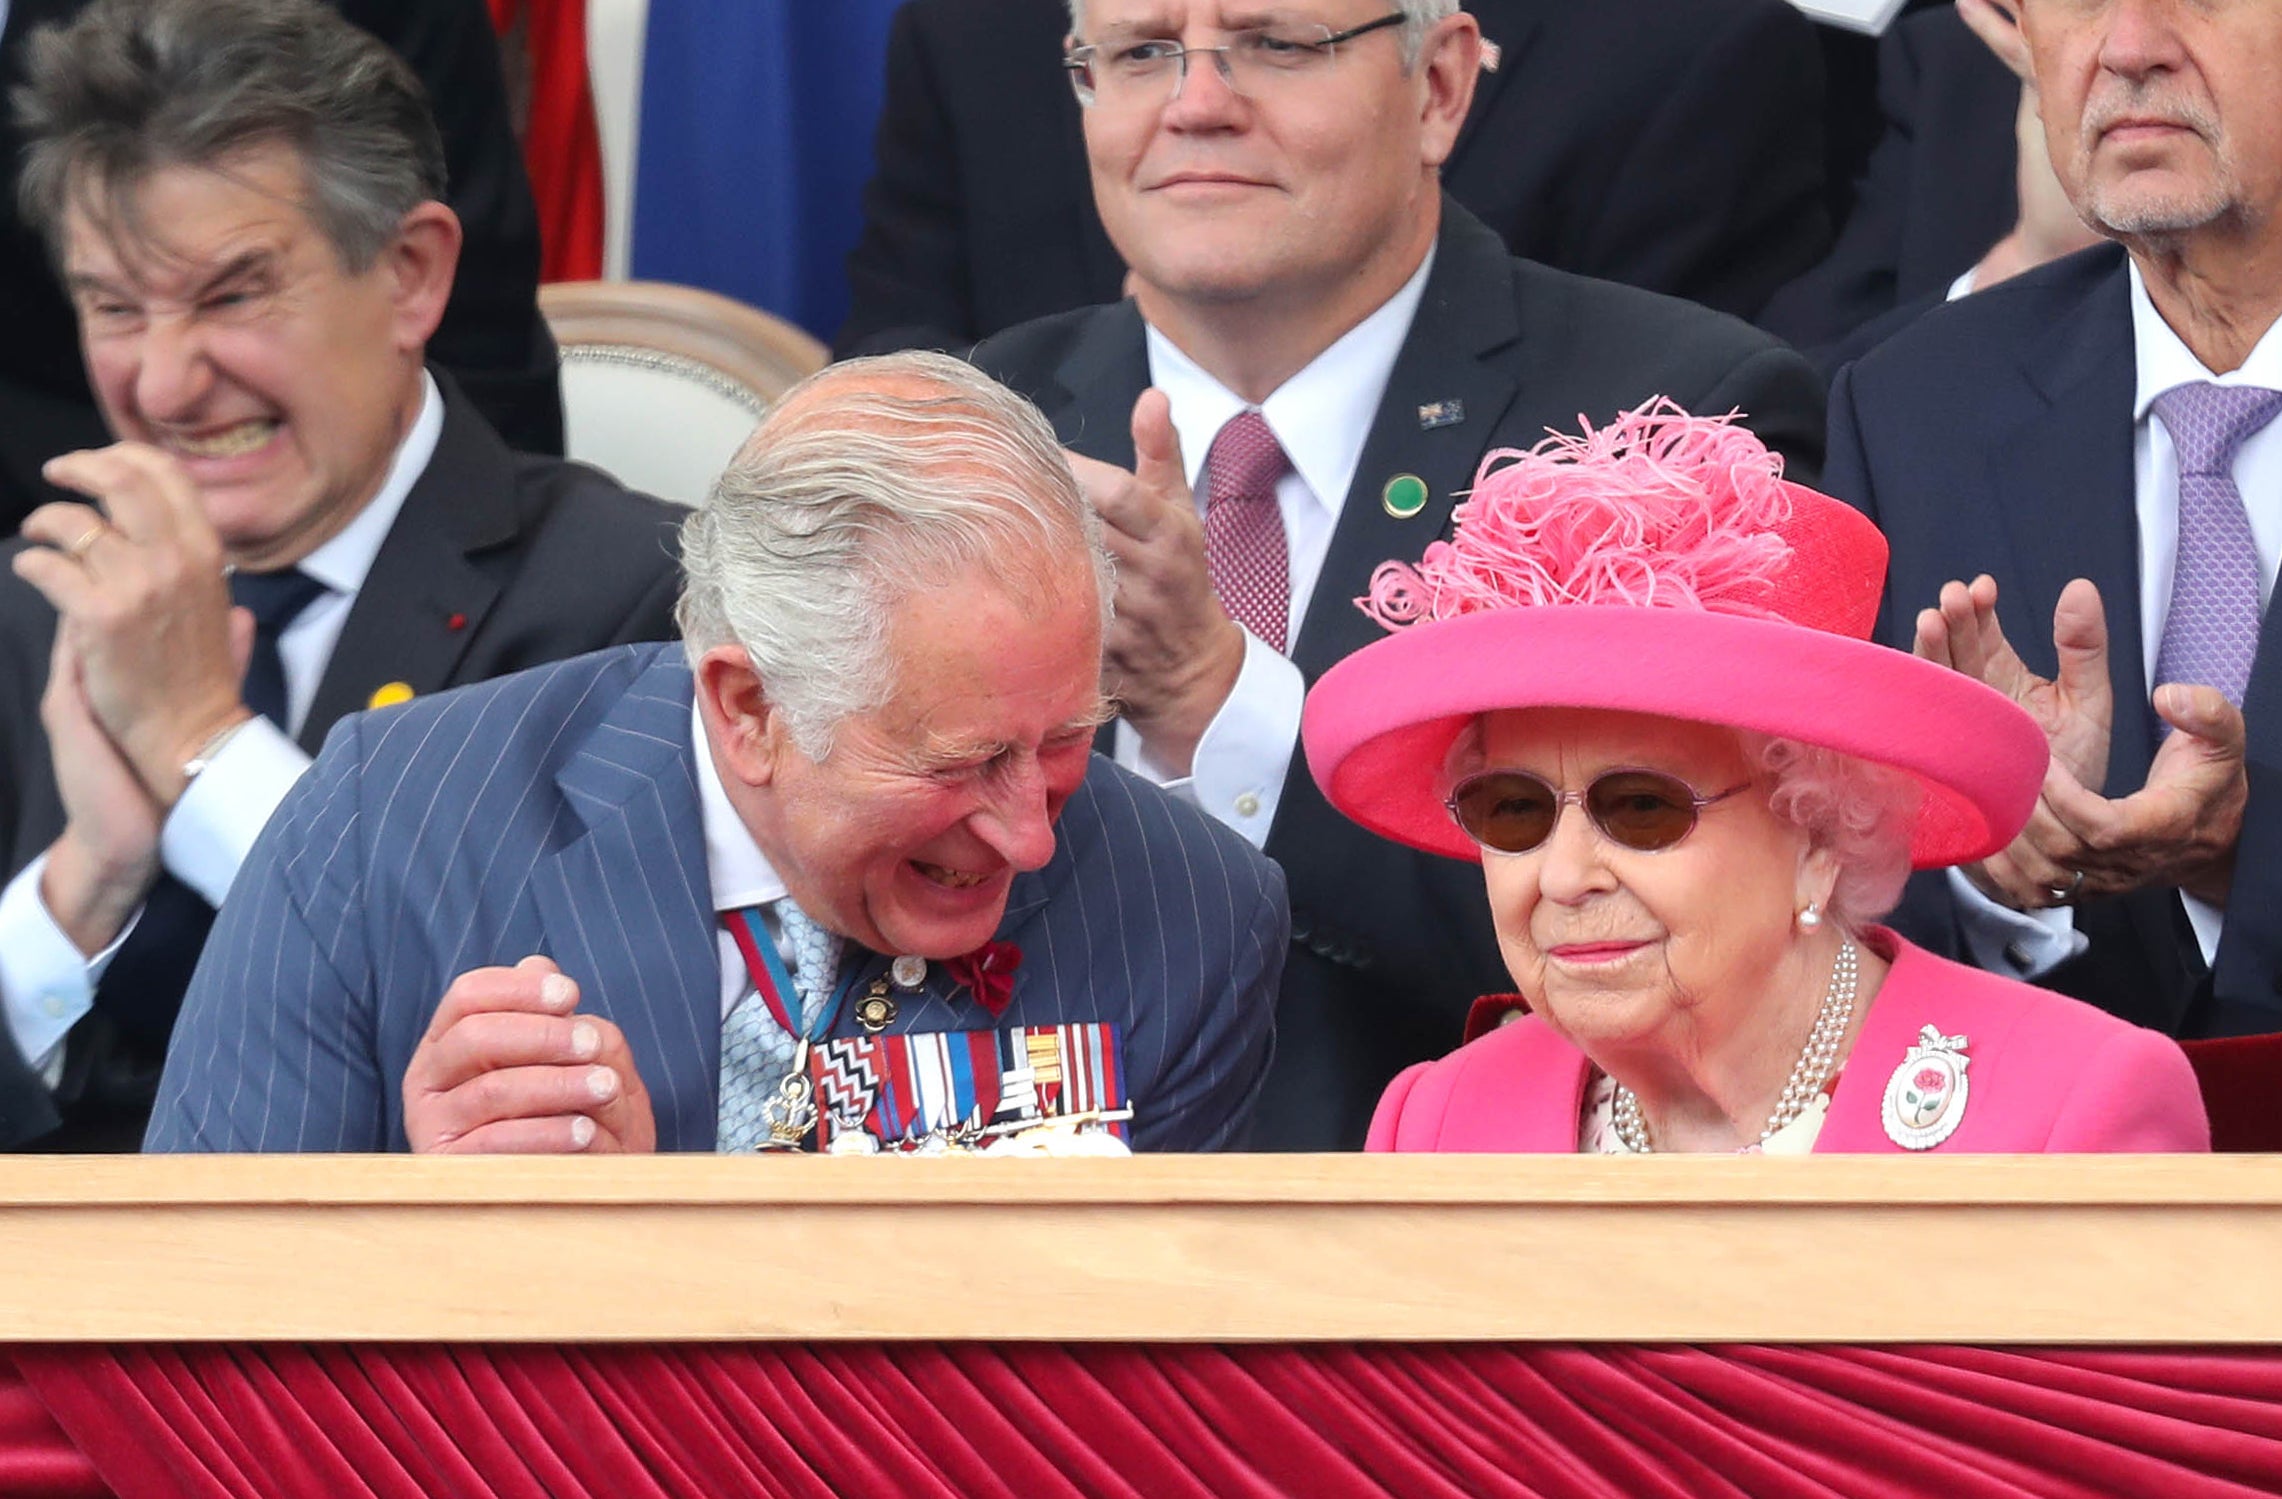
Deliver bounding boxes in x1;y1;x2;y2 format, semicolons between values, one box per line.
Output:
1611;937;1859;1154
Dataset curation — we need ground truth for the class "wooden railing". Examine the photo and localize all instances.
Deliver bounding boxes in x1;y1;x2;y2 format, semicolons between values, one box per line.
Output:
2;1153;2274;1343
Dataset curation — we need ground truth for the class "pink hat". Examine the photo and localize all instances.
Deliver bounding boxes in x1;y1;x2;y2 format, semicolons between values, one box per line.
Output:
1301;404;2047;868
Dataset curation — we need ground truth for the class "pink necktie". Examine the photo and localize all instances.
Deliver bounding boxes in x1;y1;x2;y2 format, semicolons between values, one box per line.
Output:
1202;410;1292;653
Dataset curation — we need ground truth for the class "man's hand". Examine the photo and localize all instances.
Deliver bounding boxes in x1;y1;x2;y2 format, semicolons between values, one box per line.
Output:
1917;574;2112;908
1064;389;1246;774
403;956;657;1153
1918;574;2249;909
2039;684;2249;908
36;626;166;956
15;443;250;808
1958;0;2103;291
1915;574;2111;787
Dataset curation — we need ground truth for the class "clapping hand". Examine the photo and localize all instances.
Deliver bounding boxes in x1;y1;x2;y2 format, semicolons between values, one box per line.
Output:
1915;574;2247;908
1063;389;1245;774
17;443;252;807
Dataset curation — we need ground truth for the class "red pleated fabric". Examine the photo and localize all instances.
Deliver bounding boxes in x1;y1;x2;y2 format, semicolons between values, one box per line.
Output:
10;1343;2282;1499
0;1364;105;1498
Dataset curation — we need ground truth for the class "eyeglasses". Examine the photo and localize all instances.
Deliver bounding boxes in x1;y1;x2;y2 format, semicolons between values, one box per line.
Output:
1064;12;1406;109
1444;769;1750;856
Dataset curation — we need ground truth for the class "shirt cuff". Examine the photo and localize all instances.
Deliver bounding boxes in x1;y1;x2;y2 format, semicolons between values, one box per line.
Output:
1112;629;1301;850
2181;891;2223;969
1946;866;2088;979
160;715;313;907
0;852;141;1085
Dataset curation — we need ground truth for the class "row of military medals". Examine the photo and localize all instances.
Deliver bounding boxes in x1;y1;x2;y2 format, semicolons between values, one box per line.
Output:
758;956;1131;1154
757;955;920;1150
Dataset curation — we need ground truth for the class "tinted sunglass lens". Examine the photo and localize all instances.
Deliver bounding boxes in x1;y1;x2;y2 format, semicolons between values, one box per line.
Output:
1454;774;1557;853
1587;771;1699;850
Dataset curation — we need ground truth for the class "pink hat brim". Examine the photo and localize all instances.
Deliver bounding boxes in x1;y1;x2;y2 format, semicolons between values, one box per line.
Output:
1302;606;2048;869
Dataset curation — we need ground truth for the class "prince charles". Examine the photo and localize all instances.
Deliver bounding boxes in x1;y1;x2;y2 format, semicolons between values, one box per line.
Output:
146;354;1284;1153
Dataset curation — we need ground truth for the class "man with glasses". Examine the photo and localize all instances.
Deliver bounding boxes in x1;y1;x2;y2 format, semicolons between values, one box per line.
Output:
836;0;1833;356
975;0;1824;1150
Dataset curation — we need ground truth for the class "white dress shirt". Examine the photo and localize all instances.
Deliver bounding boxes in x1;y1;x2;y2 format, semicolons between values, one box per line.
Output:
1116;250;1434;847
1953;263;2282;977
0;372;445;1078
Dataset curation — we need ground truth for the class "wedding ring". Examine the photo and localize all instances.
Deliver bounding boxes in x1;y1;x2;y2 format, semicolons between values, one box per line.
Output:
66;523;107;561
2045;868;2085;904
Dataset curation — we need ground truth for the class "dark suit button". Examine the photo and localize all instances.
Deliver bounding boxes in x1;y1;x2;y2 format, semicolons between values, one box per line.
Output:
1290;907;1314;942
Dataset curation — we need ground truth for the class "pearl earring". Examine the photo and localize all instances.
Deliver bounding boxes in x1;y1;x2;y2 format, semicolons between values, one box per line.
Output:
1797;902;1823;932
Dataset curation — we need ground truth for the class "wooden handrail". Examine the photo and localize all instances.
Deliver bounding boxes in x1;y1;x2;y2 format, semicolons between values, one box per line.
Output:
1;1155;2271;1344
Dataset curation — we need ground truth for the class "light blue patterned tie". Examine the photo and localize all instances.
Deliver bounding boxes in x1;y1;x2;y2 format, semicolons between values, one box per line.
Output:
2153;381;2282;712
716;897;844;1153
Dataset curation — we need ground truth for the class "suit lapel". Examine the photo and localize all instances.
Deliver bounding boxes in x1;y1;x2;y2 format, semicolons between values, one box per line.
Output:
859;881;1052;1037
1290;203;1524;679
2208;374;2282;1022
302;377;522;747
527;652;722;1150
1042;299;1150;464
1988;260;2153;793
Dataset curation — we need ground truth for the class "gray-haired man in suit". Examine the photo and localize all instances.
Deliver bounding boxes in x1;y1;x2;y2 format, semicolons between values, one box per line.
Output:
146;353;1286;1154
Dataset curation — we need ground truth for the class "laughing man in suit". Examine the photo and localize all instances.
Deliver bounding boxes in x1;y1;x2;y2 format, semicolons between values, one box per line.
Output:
971;0;1824;1149
1827;0;2282;1039
0;0;681;1151
146;353;1284;1155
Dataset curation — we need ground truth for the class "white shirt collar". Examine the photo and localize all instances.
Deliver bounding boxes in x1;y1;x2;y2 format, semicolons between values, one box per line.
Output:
692;698;787;915
2128;259;2282;421
1144;247;1435;521
293;370;445;597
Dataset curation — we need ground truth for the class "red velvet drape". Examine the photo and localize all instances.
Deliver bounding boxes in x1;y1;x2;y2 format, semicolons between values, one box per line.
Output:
9;1342;2282;1498
487;0;606;281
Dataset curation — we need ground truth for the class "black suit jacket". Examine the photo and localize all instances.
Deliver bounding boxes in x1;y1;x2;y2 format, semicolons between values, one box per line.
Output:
1763;5;2019;369
0;376;684;1149
838;0;1831;356
1827;242;2282;1039
0;0;564;532
973;203;1827;1148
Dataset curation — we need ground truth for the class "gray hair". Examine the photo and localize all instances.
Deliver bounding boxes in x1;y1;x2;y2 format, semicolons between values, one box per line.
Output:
1739;734;1920;935
1440;719;1921;933
1064;1;1460;69
13;0;446;271
678;351;1115;760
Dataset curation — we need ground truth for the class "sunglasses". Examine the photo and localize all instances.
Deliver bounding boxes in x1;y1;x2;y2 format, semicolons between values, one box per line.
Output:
1444;769;1749;855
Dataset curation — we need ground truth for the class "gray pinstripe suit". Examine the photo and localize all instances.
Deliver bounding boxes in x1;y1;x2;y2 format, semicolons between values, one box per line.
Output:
143;644;1285;1152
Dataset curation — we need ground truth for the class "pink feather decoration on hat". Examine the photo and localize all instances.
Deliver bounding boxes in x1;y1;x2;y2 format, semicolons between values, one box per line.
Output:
1359;400;1796;630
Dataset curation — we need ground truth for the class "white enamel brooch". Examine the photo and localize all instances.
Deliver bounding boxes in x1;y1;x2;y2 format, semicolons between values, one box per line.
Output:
1881;1025;1972;1150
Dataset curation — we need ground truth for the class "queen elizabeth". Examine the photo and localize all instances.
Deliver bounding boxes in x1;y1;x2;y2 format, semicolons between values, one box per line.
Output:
1302;406;2207;1154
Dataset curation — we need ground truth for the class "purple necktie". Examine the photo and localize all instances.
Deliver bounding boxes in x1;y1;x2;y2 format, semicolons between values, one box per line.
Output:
1202;410;1292;653
2153;381;2282;709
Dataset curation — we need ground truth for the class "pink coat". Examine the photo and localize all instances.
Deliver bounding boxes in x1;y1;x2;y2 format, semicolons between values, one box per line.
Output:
1367;930;2210;1153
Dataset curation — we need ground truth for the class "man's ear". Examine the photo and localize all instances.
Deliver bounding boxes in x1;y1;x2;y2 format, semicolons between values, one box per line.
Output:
694;644;785;787
1416;13;1483;172
380;200;462;354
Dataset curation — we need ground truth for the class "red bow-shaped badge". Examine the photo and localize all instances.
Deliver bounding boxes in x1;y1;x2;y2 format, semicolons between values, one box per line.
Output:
945;941;1022;1017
